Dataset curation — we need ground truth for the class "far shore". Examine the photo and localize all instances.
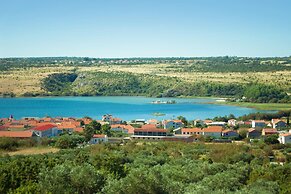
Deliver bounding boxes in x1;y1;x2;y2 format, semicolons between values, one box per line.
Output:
207;101;291;111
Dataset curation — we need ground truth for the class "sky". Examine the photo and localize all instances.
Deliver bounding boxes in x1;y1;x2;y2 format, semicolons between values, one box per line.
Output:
0;0;291;58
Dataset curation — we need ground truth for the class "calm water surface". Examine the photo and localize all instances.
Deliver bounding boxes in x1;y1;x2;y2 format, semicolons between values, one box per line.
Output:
0;96;268;120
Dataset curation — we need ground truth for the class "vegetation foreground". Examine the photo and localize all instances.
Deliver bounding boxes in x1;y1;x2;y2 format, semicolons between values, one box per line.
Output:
0;141;290;194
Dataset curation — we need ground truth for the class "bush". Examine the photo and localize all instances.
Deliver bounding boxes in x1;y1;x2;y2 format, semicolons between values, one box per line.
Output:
55;134;85;149
0;137;19;151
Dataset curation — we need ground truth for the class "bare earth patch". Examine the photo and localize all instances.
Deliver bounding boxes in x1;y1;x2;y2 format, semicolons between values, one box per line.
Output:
7;147;59;156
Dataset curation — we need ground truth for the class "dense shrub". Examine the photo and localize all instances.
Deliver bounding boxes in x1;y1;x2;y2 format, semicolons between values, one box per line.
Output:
55;134;85;149
0;137;19;151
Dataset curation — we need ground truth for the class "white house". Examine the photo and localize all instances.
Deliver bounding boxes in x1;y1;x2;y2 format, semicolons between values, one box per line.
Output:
90;134;108;144
228;119;237;127
271;119;287;129
278;133;291;144
31;124;61;138
163;120;183;129
203;126;223;138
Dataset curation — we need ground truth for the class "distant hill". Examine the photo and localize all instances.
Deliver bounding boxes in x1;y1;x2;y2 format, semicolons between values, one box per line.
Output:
0;56;290;103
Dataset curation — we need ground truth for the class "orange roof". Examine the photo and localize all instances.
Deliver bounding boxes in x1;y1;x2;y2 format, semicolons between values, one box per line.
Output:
0;131;33;138
74;127;84;133
222;129;234;133
203;126;223;133
280;133;291;137
135;124;167;133
248;128;256;132
252;120;265;122
92;134;106;138
181;128;202;133
263;128;278;133
111;124;134;134
204;120;213;123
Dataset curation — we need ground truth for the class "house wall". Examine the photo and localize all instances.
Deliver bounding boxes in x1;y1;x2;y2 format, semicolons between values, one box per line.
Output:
247;131;261;139
252;122;265;128
90;137;108;144
164;121;183;129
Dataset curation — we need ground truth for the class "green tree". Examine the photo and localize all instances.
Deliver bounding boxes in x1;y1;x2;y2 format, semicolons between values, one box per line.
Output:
55;134;85;149
264;134;279;145
101;124;111;136
84;120;101;141
38;162;105;194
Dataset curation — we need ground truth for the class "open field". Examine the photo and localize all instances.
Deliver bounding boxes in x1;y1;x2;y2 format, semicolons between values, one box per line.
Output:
0;146;59;156
0;63;290;95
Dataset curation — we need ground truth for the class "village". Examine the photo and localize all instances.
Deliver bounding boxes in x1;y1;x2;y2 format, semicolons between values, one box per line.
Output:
0;113;290;145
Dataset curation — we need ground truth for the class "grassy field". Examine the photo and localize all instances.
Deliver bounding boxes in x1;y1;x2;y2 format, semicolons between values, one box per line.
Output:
0;63;291;96
0;146;59;156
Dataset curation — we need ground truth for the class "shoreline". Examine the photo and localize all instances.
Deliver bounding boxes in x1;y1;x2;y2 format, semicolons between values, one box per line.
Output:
207;101;291;111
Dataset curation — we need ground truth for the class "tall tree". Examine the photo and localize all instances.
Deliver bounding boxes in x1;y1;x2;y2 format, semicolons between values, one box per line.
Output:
84;120;101;141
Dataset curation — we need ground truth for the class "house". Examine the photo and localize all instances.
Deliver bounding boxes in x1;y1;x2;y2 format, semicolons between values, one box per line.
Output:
222;130;239;138
278;133;291;144
147;119;161;126
262;128;278;136
135;119;146;124
82;117;93;125
134;124;167;136
111;124;134;134
174;128;203;135
247;128;261;139
203;126;223;138
0;131;35;138
90;134;108;144
31;124;61;138
271;119;287;129
251;120;266;128
74;127;84;133
102;114;122;124
57;122;77;134
163;120;183;129
203;120;213;125
228;119;237;127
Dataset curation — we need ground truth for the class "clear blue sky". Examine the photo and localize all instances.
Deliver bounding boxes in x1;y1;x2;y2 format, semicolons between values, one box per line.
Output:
0;0;290;58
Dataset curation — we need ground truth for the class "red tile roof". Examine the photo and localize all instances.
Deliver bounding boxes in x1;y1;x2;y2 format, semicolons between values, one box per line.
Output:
181;128;202;133
203;126;223;133
280;133;291;137
263;128;278;134
135;124;167;133
0;131;33;138
32;124;56;131
111;124;134;134
93;134;106;138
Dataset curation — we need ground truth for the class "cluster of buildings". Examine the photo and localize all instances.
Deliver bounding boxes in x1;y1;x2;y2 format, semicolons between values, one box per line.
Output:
0;114;290;145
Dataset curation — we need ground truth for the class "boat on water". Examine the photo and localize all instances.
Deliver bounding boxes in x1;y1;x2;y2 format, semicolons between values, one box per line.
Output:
151;100;176;104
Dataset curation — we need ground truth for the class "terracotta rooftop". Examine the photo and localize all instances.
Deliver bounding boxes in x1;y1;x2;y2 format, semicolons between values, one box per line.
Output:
203;126;223;133
181;128;202;133
0;131;33;138
280;133;291;137
93;134;106;138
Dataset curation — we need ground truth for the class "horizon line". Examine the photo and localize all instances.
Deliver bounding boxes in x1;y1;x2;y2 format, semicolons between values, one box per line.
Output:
1;55;291;59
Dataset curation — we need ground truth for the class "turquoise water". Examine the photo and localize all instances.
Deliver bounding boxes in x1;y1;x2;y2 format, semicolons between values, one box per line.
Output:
0;96;266;120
